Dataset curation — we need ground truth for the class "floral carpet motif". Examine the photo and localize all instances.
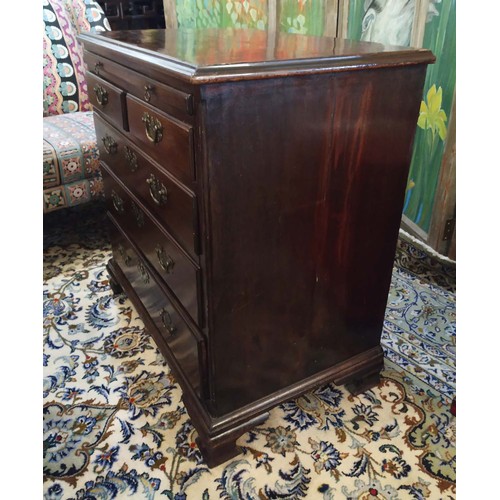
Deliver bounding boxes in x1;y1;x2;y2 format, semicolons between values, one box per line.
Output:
43;204;456;499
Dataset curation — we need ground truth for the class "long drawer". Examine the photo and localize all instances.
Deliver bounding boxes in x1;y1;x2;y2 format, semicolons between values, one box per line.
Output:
108;213;204;397
102;161;202;327
94;112;200;258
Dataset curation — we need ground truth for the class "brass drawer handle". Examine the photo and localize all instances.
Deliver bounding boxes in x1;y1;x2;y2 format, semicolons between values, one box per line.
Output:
111;190;124;213
94;84;108;106
156;245;175;274
144;84;153;102
160;307;176;335
117;243;132;266
138;261;150;284
146;174;168;206
131;201;144;228
94;61;103;74
142;112;163;144
124;146;138;172
102;134;117;155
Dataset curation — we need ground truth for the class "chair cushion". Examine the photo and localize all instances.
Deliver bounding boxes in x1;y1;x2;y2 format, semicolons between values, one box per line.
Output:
43;0;110;116
43;176;104;213
43;111;104;212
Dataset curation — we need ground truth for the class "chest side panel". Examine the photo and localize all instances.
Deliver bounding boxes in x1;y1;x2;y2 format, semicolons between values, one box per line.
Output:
201;66;427;415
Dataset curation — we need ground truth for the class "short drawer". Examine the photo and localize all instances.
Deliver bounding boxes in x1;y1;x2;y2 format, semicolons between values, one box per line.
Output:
86;72;127;130
84;50;194;120
102;162;202;326
108;214;204;397
127;94;194;185
94;114;200;257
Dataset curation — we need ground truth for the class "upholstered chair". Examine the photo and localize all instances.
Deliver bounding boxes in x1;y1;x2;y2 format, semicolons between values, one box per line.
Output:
43;0;111;213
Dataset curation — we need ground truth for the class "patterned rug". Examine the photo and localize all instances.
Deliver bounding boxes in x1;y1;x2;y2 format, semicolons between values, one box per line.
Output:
43;203;456;499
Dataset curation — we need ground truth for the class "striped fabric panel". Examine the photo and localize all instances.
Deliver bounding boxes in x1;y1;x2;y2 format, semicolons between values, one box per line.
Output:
43;0;110;116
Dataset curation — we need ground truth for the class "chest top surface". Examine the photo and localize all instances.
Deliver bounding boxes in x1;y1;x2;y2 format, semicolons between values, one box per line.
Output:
79;28;434;83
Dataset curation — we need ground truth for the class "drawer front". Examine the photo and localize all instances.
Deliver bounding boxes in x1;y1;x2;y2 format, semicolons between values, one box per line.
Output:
84;50;194;120
87;72;128;130
102;162;202;326
108;214;203;396
94;114;199;257
127;94;194;185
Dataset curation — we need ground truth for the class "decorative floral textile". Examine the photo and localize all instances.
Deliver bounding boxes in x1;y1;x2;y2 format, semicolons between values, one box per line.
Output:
43;0;110;116
43;213;456;498
43;112;103;212
44;112;100;187
43;175;104;212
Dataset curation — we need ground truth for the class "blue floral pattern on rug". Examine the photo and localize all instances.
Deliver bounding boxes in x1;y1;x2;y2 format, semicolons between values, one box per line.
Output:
43;219;456;499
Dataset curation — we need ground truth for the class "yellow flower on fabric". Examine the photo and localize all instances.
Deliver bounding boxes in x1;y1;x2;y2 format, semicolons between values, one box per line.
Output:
417;84;448;141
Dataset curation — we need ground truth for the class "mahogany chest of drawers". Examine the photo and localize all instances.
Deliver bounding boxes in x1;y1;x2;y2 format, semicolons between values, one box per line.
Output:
80;29;433;467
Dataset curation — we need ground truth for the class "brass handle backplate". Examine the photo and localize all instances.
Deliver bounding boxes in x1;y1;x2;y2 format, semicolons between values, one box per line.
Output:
124;146;138;172
160;307;176;335
94;61;103;74
102;135;117;155
94;84;108;106
117;243;132;266
146;174;168;206
156;245;175;274
131;201;144;228
138;261;150;284
142;112;163;144
111;190;124;213
144;84;153;102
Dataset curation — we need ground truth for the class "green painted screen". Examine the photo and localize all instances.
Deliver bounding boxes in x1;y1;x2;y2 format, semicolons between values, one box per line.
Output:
279;0;325;35
403;1;456;231
175;0;327;33
348;0;456;233
175;1;268;29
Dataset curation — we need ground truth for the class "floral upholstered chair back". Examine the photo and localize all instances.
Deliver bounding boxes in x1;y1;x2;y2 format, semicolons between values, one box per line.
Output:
43;0;111;116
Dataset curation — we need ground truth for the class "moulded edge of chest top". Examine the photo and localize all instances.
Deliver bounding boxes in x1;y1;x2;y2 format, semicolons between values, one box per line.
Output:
77;32;435;86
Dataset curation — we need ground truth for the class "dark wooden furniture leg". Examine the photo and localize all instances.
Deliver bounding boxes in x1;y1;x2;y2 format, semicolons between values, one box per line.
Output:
195;411;270;468
107;258;123;295
346;371;382;396
450;397;456;417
